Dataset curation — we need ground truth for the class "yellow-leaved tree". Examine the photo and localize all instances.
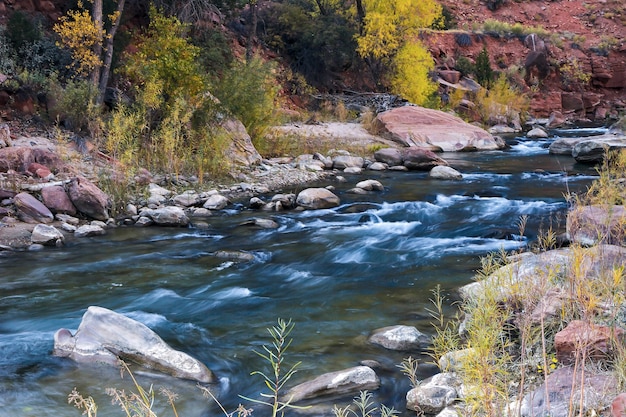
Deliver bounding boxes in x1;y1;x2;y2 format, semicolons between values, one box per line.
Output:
53;0;126;104
391;41;437;105
53;0;104;78
354;0;442;105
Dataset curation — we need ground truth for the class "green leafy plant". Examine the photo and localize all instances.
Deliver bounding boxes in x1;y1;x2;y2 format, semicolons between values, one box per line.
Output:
240;318;308;417
211;55;280;142
332;391;399;417
475;46;494;88
396;357;420;389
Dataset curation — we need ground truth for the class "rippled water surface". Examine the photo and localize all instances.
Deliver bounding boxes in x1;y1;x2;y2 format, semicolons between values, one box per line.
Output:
0;132;601;417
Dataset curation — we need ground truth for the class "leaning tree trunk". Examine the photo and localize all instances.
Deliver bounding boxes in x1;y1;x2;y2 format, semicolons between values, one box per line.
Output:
245;0;258;62
355;0;365;33
97;0;126;105
91;0;103;91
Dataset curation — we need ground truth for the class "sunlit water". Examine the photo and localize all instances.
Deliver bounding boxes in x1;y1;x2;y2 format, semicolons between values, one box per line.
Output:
0;131;602;417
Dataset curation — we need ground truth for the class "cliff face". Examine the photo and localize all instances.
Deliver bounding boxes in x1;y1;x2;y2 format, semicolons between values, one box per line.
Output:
1;0;624;122
427;0;626;121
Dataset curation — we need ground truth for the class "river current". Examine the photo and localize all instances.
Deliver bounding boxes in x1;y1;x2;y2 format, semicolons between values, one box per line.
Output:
0;129;605;417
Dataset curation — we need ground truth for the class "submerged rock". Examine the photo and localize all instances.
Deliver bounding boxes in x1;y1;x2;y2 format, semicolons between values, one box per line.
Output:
53;306;215;383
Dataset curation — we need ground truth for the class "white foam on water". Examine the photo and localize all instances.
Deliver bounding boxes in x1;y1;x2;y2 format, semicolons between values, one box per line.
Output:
510;139;552;155
213;287;253;300
212;261;235;271
463;173;513;181
125;310;168;327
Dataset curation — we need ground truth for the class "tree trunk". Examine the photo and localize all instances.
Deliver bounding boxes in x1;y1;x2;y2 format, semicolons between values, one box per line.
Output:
91;0;103;90
245;1;258;62
97;0;126;106
314;0;327;15
355;0;365;33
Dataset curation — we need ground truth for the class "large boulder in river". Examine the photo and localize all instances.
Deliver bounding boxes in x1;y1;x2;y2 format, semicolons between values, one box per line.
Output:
572;134;626;163
296;188;340;209
374;148;403;166
549;137;588;155
53;306;215;383
285;366;380;402
67;176;110;221
14;192;54;223
373;106;503;151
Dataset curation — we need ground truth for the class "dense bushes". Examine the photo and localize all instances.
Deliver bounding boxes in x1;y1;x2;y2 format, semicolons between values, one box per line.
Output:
258;3;357;89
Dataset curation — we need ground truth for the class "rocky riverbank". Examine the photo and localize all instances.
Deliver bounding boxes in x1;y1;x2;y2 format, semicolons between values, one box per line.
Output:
0;106;501;251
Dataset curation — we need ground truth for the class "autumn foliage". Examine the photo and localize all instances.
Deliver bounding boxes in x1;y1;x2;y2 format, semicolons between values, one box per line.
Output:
354;0;442;105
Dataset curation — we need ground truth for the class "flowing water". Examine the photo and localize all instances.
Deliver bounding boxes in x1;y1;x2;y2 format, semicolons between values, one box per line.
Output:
0;129;605;417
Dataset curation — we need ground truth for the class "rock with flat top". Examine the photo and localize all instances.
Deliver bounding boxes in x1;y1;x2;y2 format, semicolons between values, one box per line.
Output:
402;148;448;171
572;135;626;163
373;107;503;151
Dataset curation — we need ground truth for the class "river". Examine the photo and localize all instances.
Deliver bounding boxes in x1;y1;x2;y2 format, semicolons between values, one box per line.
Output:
0;129;604;417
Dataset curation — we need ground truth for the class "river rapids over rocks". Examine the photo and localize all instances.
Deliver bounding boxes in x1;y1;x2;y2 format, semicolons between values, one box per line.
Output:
0;128;606;417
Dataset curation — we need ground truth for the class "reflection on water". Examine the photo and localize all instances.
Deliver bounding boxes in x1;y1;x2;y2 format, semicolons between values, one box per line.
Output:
0;135;599;416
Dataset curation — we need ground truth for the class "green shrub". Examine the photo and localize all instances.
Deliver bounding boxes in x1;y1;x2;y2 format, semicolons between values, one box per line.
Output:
0;26;16;75
258;2;357;89
474;73;529;125
6;11;41;53
475;46;494;87
47;77;103;136
455;55;474;77
108;6;232;178
211;56;280;143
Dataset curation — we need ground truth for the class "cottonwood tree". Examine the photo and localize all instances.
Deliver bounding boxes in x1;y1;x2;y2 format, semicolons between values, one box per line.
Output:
53;0;126;104
353;0;442;104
